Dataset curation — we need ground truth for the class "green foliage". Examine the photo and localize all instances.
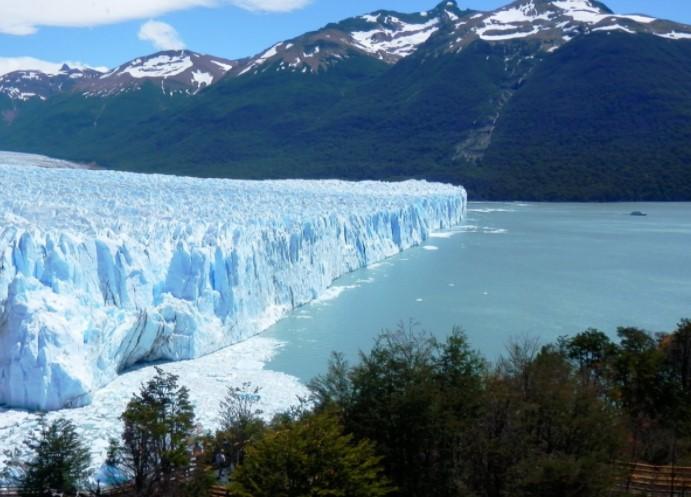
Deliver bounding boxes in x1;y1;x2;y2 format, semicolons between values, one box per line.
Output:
483;33;691;200
309;352;353;410
18;417;91;497
216;382;266;468
10;317;691;497
107;367;196;496
311;325;486;497
561;329;618;393
219;382;263;431
654;320;691;463
462;342;623;497
536;322;691;467
308;328;640;497
510;454;614;497
229;410;393;497
179;460;216;497
613;327;669;420
665;319;691;399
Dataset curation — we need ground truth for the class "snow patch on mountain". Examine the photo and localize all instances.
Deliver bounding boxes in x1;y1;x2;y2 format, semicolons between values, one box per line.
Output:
552;0;655;25
592;24;635;34
486;2;554;24
479;25;541;40
239;42;283;75
191;70;213;89
446;10;460;22
361;14;381;23
114;53;194;79
657;31;691;40
210;60;233;72
351;17;440;58
0;151;466;412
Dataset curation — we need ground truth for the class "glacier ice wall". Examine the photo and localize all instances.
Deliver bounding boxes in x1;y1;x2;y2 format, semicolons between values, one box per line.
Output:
0;152;466;411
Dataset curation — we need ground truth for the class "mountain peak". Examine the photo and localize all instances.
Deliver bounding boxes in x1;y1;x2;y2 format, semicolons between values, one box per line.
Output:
499;0;608;16
432;0;688;55
72;50;238;97
431;0;461;11
549;0;613;14
227;3;467;77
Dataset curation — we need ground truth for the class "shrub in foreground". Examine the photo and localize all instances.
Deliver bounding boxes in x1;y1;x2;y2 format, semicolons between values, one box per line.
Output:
230;410;393;497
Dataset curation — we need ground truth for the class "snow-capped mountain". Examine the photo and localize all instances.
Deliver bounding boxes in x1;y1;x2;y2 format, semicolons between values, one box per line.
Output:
436;0;691;54
227;1;465;76
2;0;690;101
0;50;238;100
0;65;102;101
82;50;239;96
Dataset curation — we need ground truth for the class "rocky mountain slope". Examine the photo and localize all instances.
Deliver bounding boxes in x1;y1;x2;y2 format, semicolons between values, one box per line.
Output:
0;65;102;101
1;0;691;200
0;50;238;99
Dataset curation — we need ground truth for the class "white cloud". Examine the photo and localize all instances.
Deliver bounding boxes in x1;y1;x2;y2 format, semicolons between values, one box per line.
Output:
0;57;108;77
228;0;312;12
138;20;186;50
0;0;312;36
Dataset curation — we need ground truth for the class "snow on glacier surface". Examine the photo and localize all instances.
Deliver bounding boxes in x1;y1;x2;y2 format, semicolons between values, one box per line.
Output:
0;335;308;479
0;152;467;411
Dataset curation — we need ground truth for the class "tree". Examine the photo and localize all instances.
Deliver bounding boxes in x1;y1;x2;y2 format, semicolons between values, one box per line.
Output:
18;417;91;497
311;325;485;497
219;382;263;431
465;346;623;497
308;352;353;411
612;327;672;462
229;410;393;497
107;367;195;496
216;382;266;469
562;328;617;390
665;319;691;397
510;349;623;497
658;319;691;464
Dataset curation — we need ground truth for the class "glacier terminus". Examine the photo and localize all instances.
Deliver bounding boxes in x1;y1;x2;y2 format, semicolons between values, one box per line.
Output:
0;152;466;411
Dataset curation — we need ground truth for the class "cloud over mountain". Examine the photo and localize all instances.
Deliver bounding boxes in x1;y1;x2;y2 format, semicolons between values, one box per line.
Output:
0;0;311;35
227;0;311;12
139;20;186;51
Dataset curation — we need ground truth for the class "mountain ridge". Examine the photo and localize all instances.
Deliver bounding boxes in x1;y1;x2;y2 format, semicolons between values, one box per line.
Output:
2;0;689;101
1;0;691;201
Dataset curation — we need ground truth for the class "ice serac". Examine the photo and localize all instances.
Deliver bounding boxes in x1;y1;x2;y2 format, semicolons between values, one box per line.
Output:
0;152;467;411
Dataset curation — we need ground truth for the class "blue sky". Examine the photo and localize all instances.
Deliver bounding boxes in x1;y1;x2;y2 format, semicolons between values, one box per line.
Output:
1;0;690;71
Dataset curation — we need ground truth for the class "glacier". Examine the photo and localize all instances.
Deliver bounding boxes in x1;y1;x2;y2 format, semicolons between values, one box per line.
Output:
0;152;466;411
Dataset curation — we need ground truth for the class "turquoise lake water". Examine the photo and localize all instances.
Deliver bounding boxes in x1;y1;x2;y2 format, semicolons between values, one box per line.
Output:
264;202;691;382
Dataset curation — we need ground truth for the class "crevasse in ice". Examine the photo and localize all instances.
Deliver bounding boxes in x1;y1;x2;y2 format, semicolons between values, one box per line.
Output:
0;152;466;411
